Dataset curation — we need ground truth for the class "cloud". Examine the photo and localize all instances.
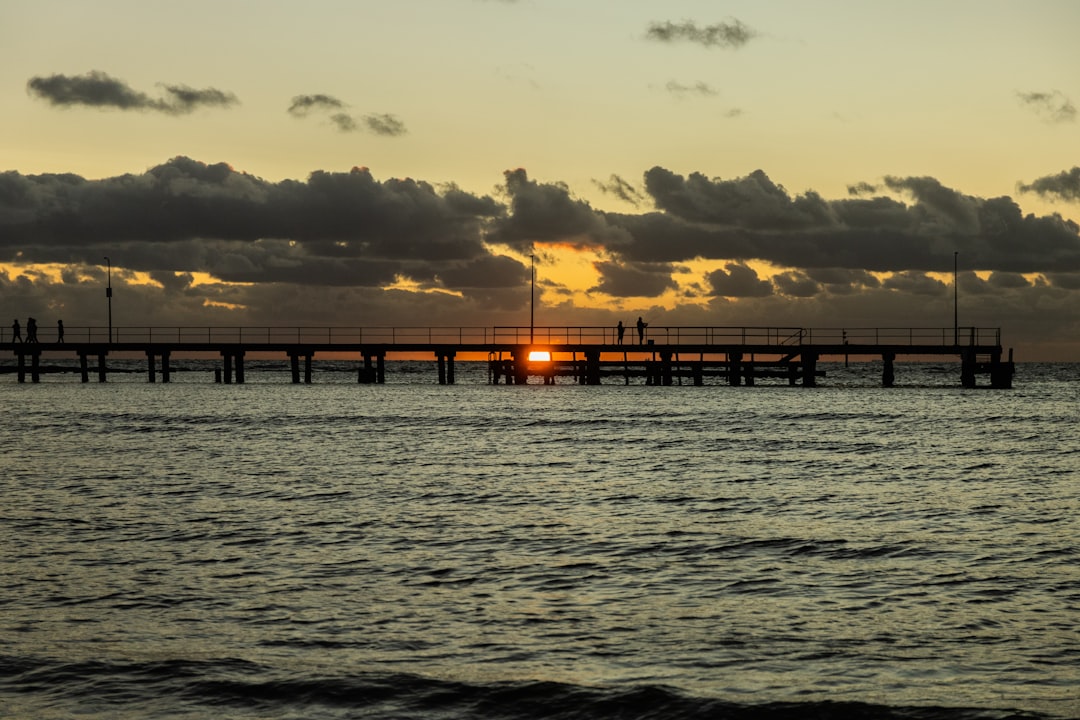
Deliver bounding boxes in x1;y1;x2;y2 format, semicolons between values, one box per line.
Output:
645;19;757;49
1016;90;1076;123
288;94;347;116
592;174;645;206
487;169;631;251
707;262;773;298
363;113;407;136
1018;167;1080;202
664;81;719;98
288;94;407;136
590;261;679;298
27;70;238;114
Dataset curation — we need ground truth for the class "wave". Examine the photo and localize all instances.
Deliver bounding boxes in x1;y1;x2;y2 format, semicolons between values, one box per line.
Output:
0;656;1052;720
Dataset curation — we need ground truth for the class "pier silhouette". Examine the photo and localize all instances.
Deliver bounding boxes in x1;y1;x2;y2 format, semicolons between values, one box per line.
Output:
1;325;1014;388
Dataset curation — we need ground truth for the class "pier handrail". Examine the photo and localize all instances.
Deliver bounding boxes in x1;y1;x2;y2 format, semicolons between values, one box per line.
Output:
0;325;1003;348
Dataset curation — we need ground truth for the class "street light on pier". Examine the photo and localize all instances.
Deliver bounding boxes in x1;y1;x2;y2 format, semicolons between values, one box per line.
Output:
105;256;112;344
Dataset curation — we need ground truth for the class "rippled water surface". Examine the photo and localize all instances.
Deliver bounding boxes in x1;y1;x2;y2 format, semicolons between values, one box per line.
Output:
1;362;1078;719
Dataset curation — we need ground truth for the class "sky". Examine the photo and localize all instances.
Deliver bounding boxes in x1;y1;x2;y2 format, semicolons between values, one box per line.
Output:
1;0;1079;359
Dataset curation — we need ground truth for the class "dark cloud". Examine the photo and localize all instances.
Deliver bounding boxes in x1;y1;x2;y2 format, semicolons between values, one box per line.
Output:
331;113;359;132
363;113;407;137
0;157;502;287
773;270;821;298
590;261;678;298
1016;90;1076;123
288;94;406;136
288;94;347;116
645;19;757;49
487;169;631;251
606;167;1080;274
27;70;238;114
1019;167;1080;202
706;262;773;298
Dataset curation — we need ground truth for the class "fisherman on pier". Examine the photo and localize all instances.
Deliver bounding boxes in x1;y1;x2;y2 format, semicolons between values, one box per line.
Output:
617;321;625;345
636;316;647;344
11;319;21;343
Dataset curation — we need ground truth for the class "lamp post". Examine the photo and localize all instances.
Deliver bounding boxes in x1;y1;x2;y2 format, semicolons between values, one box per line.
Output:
953;251;958;346
529;253;535;343
105;256;112;344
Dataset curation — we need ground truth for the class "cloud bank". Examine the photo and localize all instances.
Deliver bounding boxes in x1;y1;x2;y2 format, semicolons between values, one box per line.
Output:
2;158;1079;357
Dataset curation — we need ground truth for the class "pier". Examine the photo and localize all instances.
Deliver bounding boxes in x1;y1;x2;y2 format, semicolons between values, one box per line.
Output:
1;325;1014;388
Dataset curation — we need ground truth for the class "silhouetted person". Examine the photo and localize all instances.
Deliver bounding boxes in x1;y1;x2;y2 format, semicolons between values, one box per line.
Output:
11;319;21;343
617;321;625;345
57;319;64;343
25;317;38;343
636;316;647;344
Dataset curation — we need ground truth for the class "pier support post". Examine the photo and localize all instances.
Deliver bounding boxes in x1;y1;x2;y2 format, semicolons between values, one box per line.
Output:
161;351;171;383
222;352;233;384
377;353;385;384
305;354;313;384
290;353;301;384
744;361;755;386
882;352;895;388
437;352;446;385
446;351;456;385
729;352;742;386
961;349;976;388
990;349;1013;389
147;351;157;383
79;352;89;383
660;351;674;386
692;362;703;386
17;352;25;383
360;354;375;384
97;352;107;383
585;350;601;385
235;351;245;384
801;351;818;387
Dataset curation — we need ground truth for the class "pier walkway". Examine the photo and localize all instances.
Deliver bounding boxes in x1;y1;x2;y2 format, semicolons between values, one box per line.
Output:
1;325;1014;388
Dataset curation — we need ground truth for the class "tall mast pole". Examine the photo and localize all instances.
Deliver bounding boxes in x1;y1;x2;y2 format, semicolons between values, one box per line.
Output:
530;253;535;344
105;256;113;344
953;251;958;345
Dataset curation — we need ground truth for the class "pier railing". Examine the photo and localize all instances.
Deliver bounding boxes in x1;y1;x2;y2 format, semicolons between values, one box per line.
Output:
1;325;1001;347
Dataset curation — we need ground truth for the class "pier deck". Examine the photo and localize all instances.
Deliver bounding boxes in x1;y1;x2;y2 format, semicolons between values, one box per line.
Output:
1;325;1014;388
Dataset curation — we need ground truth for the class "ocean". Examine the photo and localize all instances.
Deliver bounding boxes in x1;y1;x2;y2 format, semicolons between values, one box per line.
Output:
1;360;1077;719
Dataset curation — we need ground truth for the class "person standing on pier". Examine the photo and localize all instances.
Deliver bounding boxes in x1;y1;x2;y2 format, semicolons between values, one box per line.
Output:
26;317;38;343
617;321;625;345
636;316;647;345
57;319;64;343
11;319;21;343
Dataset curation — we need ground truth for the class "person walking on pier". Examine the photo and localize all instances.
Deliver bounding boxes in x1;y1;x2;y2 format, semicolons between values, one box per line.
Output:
617;321;625;345
57;319;64;343
636;316;647;345
25;317;38;343
11;319;21;343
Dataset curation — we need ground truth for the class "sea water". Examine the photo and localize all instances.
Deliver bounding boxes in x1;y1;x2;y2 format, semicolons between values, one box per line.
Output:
1;362;1077;719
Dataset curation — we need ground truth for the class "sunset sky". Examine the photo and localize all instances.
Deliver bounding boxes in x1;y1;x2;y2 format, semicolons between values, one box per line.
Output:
2;0;1079;359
